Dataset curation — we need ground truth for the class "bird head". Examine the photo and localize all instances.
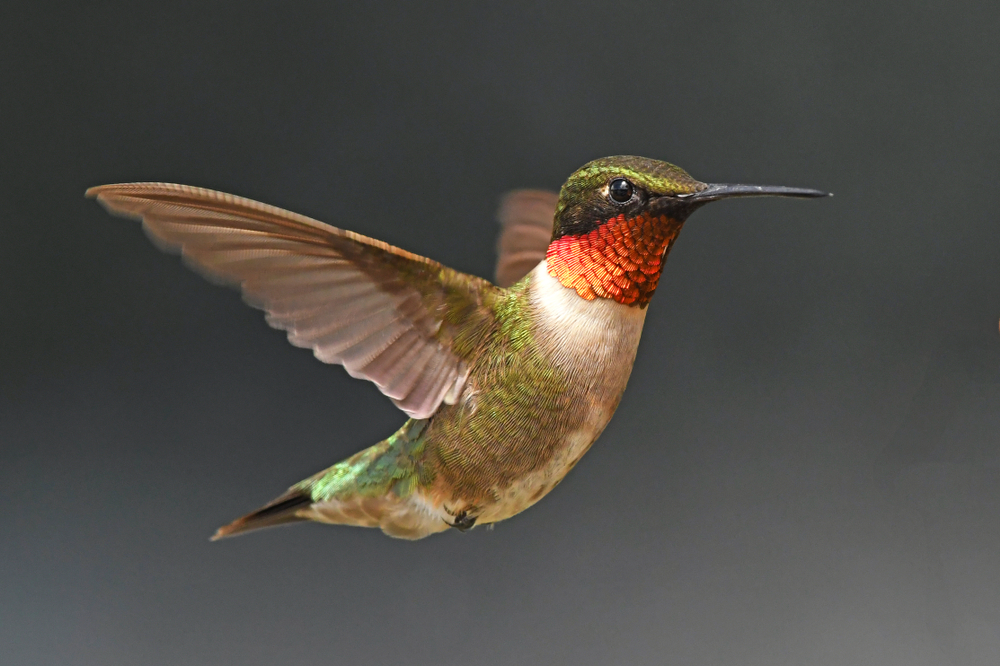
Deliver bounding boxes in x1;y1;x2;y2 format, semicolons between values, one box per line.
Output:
546;155;828;306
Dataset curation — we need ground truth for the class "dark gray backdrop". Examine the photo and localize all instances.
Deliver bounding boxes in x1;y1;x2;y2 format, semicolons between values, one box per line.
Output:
3;2;999;665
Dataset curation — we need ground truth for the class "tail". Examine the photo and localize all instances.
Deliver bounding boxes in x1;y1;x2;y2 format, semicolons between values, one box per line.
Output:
211;420;451;541
211;488;313;540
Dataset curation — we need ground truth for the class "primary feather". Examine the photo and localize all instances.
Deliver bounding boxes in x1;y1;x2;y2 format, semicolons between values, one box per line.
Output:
88;183;498;419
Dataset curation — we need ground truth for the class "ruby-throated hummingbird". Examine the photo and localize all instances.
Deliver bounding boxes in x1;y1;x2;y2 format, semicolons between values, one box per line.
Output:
88;156;827;540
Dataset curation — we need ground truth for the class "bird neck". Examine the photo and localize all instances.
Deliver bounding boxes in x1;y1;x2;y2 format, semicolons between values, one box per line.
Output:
545;212;684;307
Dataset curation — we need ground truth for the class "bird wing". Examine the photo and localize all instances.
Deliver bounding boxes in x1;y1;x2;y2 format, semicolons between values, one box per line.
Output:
494;189;558;287
88;183;499;419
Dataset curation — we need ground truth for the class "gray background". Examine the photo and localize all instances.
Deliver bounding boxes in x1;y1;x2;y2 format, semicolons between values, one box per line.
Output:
3;2;999;665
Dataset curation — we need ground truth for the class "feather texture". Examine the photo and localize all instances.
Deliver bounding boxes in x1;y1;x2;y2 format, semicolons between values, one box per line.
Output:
88;183;498;418
494;189;558;287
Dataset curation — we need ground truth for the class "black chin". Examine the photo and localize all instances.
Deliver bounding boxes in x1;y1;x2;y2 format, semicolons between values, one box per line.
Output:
646;195;701;218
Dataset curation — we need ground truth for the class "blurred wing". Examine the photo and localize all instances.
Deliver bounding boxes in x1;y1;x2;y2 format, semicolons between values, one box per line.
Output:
88;183;498;419
494;189;558;287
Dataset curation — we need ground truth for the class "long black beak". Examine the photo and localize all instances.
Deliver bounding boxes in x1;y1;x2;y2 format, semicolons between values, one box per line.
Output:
680;183;830;203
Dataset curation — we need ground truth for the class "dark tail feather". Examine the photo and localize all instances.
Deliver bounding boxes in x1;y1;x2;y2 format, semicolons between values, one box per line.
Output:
211;489;313;540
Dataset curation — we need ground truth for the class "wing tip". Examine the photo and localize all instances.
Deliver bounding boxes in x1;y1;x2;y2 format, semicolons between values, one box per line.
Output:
85;183;141;203
85;182;157;198
85;183;126;199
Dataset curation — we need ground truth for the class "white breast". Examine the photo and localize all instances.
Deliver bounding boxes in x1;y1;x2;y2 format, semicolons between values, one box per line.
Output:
528;259;649;376
472;260;650;522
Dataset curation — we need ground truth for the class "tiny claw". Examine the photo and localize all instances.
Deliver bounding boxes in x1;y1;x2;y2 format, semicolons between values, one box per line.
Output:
448;510;478;532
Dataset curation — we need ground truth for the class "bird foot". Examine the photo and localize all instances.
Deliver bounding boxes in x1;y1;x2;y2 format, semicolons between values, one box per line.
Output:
448;510;478;532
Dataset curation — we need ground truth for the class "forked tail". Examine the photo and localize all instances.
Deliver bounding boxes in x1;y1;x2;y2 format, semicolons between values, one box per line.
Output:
211;420;449;540
211;489;313;540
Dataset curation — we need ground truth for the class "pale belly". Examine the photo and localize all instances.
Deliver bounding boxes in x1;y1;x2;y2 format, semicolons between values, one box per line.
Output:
445;261;649;525
476;404;617;523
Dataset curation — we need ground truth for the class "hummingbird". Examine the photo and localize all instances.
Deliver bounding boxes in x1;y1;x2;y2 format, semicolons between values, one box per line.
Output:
88;155;827;540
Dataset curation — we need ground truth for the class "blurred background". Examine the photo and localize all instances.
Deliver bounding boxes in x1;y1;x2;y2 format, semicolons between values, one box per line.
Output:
2;2;998;665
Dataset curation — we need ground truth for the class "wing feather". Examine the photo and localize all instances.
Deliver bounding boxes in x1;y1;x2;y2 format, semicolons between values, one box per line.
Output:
88;182;498;418
494;189;558;287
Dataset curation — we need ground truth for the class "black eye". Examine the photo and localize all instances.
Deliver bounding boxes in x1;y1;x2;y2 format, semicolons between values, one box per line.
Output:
608;178;634;204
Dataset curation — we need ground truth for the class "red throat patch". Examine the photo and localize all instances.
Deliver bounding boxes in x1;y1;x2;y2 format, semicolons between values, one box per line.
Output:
545;212;683;307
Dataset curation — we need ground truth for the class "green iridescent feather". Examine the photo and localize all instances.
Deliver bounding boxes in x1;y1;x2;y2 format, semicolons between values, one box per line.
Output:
295;272;570;506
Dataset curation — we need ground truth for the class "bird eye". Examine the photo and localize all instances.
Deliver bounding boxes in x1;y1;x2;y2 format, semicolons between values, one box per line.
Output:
608;178;634;204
